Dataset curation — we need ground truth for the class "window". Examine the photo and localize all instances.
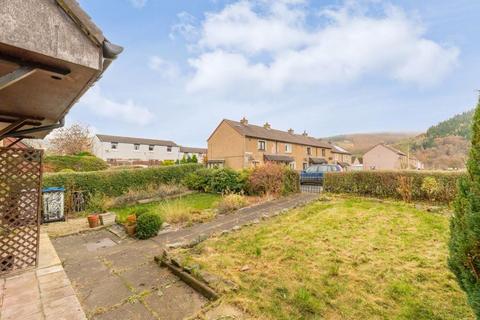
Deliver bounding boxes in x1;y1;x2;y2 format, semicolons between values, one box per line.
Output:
321;149;326;157
303;162;308;170
289;162;295;169
258;140;266;151
111;142;118;150
285;144;292;153
149;145;154;151
306;147;311;155
134;144;140;151
167;146;172;152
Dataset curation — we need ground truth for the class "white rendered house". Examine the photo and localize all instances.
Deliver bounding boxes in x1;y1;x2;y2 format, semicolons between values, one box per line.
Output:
93;134;180;163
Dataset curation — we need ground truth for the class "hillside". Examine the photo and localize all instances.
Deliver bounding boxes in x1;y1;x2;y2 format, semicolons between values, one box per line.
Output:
407;109;474;170
327;109;474;170
326;132;419;156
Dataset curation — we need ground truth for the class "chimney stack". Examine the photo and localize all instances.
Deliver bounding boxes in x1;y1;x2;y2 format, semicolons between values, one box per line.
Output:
263;122;271;129
288;128;294;134
302;130;308;136
240;117;248;126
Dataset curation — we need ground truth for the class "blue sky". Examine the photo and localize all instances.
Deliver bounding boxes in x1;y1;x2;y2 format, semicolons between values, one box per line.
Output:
71;0;480;147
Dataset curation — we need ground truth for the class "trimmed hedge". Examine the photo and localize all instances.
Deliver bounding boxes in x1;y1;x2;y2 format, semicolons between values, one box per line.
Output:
324;170;463;203
183;168;247;194
44;155;108;172
43;164;202;197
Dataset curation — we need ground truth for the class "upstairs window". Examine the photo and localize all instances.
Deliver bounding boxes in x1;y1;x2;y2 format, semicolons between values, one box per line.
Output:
111;142;118;150
134;144;140;151
285;144;292;153
167;146;172;152
149;145;154;151
258;140;266;151
306;147;311;155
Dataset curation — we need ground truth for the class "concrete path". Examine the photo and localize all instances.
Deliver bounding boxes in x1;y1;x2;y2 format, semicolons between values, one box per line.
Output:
0;233;86;320
52;193;318;320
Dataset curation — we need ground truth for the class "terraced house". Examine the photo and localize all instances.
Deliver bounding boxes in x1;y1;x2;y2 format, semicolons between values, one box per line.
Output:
207;118;333;170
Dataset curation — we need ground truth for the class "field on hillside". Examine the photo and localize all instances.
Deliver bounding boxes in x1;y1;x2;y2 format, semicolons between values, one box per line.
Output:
176;196;473;320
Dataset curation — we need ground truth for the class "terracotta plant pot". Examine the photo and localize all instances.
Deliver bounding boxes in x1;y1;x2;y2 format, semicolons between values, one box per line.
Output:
125;224;136;237
126;214;136;225
87;214;100;228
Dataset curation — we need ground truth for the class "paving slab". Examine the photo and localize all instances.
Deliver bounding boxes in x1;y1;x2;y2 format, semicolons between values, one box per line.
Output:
91;302;156;320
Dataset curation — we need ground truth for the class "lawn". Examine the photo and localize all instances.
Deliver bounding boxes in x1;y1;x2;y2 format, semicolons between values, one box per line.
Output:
113;193;221;224
176;196;474;320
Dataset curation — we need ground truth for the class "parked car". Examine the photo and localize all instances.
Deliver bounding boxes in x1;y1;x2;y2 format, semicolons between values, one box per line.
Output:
300;164;342;185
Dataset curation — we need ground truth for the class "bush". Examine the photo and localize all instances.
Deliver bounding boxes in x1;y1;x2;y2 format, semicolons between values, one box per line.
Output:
324;170;462;204
449;101;480;317
217;194;248;213
43;163;201;198
248;163;300;196
44;155;108;172
421;176;440;202
183;168;246;194
136;212;163;239
87;193;112;213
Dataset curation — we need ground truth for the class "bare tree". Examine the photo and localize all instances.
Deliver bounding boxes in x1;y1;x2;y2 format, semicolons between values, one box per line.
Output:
48;123;93;155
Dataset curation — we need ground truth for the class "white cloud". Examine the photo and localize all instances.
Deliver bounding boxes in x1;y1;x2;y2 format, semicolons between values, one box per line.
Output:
80;87;154;126
129;0;147;9
184;1;459;93
149;56;181;80
169;12;199;41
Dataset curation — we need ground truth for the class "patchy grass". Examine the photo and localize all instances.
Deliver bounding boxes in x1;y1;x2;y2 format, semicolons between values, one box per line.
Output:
176;196;473;320
113;193;221;225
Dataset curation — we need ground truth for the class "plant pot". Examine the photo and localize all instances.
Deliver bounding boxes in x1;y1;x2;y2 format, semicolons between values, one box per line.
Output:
99;212;116;226
125;224;136;237
87;215;100;228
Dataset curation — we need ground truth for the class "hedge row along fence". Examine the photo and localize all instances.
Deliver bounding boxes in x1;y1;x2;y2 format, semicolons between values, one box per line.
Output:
43;163;202;197
324;170;464;204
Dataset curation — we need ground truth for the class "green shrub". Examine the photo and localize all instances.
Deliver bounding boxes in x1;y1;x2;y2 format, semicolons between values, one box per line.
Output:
162;160;175;166
86;193;112;213
281;166;300;195
44;155;108;172
324;170;462;203
43;163;202;197
449;100;480;317
134;207;151;219
136;212;163;239
421;176;440;202
183;168;246;193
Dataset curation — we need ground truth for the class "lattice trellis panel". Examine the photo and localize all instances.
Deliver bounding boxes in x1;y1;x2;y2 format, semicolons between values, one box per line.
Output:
0;147;43;275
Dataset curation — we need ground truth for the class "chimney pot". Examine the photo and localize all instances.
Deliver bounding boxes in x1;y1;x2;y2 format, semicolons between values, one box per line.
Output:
302;130;308;136
240;117;248;126
288;128;294;134
264;122;271;129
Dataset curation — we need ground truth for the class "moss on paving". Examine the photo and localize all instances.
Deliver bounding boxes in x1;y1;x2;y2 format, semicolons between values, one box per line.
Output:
176;196;474;320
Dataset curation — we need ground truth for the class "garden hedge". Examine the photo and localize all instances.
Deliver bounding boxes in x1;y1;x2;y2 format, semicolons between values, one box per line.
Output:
324;170;464;204
44;155;108;172
43;163;202;197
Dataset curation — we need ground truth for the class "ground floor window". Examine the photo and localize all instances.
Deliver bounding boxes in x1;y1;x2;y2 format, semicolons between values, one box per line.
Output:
289;162;296;169
303;162;308;170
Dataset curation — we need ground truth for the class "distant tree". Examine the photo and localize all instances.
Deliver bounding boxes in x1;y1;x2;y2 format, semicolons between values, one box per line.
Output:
449;97;480;317
49;123;93;155
191;154;198;163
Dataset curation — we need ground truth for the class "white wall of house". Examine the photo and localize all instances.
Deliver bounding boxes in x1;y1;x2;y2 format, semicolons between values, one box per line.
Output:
92;136;180;162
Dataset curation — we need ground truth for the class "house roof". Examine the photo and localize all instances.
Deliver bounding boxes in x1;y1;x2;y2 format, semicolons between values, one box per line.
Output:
96;134;178;147
55;0;105;45
264;154;295;162
180;147;207;154
331;144;352;155
367;143;406;156
222;119;332;149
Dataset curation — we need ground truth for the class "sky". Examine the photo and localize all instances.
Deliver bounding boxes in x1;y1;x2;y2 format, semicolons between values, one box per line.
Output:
70;0;480;147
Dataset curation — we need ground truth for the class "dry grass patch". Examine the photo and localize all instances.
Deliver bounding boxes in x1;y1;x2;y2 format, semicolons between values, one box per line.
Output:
175;196;473;320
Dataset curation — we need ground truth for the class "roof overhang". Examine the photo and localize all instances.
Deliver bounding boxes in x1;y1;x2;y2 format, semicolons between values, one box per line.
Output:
264;154;294;163
309;157;328;164
0;0;123;141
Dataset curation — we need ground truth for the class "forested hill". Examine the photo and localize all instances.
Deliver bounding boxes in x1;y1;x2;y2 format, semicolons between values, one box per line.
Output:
426;109;473;140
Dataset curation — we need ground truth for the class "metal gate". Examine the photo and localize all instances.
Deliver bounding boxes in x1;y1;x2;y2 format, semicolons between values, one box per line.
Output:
0;147;43;274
